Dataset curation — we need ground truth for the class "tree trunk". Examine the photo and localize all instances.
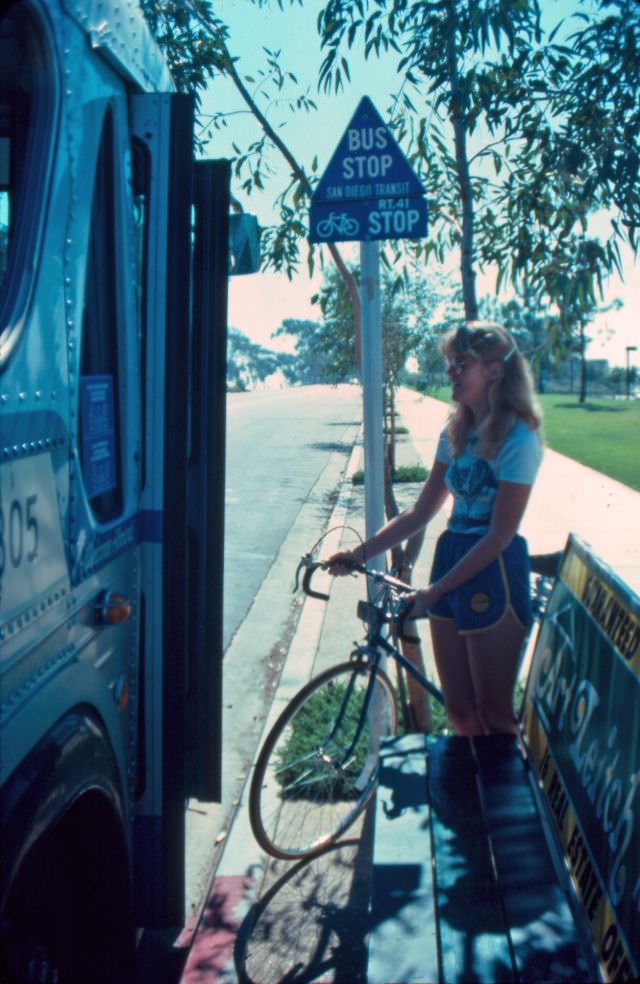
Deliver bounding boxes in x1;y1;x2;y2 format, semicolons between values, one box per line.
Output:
579;319;587;403
383;381;432;732
386;380;396;477
537;352;545;393
447;1;478;322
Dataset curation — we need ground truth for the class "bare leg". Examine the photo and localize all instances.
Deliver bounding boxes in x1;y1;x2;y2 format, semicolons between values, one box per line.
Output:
430;618;484;736
466;611;526;735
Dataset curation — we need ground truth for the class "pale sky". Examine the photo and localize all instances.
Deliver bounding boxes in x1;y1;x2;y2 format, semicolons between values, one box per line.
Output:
205;0;639;369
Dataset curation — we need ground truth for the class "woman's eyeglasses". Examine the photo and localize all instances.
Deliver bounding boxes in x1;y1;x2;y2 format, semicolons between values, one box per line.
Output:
446;356;474;377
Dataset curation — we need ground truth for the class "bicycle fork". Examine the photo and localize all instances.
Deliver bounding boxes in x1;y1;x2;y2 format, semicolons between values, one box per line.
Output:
320;649;386;788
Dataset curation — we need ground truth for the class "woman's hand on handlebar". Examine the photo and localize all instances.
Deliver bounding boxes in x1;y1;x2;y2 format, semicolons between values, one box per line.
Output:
401;583;443;620
325;548;364;576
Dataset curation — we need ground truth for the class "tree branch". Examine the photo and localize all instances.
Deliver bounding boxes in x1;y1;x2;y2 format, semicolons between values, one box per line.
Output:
184;1;362;372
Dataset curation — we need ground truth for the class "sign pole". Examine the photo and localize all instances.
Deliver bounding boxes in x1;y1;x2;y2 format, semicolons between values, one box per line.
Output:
360;238;390;752
360;239;385;569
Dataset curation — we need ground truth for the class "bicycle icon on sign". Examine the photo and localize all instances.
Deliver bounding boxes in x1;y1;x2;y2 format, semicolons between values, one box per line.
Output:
316;211;360;239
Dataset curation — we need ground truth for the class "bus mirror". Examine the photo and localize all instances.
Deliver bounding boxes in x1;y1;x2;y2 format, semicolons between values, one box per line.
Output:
228;212;260;275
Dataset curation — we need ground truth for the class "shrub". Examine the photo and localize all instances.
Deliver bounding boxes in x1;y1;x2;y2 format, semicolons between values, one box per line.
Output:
275;679;373;800
352;464;428;485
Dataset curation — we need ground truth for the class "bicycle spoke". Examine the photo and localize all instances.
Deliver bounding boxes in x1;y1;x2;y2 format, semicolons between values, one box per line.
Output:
249;662;397;859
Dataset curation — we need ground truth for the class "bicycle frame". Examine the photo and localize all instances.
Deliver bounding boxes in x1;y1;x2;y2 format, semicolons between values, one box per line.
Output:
313;645;384;775
377;633;445;704
316;607;445;780
354;593;445;705
293;552;561;778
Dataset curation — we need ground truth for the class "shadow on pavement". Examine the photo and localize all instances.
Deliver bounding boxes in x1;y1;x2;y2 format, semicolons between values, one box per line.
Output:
234;814;374;984
307;441;355;454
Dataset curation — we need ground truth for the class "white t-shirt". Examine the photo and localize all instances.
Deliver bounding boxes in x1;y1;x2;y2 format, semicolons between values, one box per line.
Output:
435;418;543;534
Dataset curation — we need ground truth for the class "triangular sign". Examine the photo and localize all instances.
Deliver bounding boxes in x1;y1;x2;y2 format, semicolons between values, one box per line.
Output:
312;96;423;203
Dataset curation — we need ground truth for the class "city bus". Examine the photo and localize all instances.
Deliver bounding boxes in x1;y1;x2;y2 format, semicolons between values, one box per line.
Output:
0;1;245;979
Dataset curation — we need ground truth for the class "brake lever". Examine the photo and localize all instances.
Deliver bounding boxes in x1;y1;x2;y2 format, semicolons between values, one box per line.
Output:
292;553;312;594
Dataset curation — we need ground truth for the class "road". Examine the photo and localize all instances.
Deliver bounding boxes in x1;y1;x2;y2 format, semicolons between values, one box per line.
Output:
223;384;361;651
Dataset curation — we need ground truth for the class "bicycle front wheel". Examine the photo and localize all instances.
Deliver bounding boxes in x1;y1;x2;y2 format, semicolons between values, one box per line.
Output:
249;660;397;860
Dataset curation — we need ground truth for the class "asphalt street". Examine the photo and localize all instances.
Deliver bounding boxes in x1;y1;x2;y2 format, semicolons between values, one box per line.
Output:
224;386;362;651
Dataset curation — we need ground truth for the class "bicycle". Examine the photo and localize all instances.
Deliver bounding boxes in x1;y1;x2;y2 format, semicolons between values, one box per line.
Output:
248;550;560;862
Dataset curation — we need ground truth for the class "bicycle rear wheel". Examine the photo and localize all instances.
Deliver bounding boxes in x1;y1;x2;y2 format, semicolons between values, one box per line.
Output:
249;660;397;860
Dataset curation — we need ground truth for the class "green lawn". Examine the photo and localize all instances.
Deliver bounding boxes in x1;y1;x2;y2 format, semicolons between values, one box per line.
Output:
425;388;640;491
538;395;640;491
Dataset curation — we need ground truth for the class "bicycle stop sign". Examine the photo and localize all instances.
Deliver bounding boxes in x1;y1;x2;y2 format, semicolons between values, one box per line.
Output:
309;96;427;244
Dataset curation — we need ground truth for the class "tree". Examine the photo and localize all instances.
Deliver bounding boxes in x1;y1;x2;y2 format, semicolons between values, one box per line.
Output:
227;327;294;389
379;268;424;506
476;1;639;320
479;289;558;392
317;0;639;327
412;273;464;389
524;231;623;401
554;2;640;246
273;316;353;385
318;0;547;320
273;263;362;383
608;365;638;398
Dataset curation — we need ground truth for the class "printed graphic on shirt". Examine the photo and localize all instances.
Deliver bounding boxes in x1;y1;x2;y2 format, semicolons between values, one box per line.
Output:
436;419;542;535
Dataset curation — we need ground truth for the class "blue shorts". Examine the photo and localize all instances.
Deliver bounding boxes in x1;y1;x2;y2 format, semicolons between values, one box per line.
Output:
428;530;533;634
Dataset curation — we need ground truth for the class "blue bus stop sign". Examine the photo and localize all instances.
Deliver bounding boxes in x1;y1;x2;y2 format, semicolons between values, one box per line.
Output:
309;96;427;243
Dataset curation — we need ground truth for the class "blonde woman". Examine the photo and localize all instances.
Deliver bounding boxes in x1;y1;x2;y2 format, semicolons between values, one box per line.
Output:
329;323;543;736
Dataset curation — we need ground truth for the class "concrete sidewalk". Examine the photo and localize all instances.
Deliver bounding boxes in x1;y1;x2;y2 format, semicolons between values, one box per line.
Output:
180;389;640;984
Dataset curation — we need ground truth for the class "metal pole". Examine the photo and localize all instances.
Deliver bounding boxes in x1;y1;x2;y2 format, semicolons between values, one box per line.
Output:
360;239;391;754
360;240;385;569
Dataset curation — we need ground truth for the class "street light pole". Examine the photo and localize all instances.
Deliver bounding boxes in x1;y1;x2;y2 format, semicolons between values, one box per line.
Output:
626;345;637;400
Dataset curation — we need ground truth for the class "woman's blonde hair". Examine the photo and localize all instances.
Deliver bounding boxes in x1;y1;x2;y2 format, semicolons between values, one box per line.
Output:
440;321;542;459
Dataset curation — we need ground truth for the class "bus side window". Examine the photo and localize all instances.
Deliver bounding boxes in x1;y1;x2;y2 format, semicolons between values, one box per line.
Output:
79;108;123;522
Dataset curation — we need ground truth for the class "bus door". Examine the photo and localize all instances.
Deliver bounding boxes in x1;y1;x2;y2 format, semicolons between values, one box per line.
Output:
130;94;227;927
71;95;144;818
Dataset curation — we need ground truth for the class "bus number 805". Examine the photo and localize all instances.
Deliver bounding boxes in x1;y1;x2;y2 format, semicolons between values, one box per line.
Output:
0;495;39;577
